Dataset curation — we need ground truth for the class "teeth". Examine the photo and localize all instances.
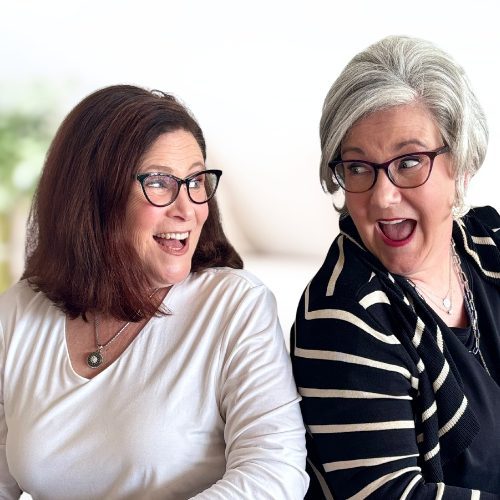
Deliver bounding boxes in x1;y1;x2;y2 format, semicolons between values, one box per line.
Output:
156;232;189;240
379;219;405;225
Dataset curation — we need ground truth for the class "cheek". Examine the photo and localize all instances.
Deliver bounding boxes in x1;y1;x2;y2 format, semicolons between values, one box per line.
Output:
345;195;374;247
196;205;209;229
127;205;151;232
439;161;457;205
447;180;457;207
345;194;355;214
345;194;367;221
124;199;159;251
422;177;455;215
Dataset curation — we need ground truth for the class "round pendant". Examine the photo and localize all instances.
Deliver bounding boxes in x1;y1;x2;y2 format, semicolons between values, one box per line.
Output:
87;350;104;368
443;297;452;313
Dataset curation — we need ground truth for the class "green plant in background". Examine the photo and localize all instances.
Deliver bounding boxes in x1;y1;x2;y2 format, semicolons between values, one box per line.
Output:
0;110;52;291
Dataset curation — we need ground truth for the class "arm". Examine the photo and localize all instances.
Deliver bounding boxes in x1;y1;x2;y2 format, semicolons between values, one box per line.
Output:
192;285;308;500
0;320;22;498
292;284;499;499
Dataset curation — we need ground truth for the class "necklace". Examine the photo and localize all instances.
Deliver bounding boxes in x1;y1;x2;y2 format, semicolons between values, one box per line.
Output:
86;288;161;369
86;316;131;368
451;242;491;375
411;243;454;315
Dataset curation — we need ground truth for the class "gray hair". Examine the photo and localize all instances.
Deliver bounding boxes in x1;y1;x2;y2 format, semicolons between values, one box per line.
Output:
320;35;488;217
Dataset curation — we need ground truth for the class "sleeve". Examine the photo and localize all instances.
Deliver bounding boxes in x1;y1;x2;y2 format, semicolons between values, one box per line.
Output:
0;313;22;498
291;283;500;499
191;284;309;500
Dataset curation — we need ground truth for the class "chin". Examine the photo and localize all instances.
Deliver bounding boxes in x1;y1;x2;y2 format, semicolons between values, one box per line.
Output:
382;258;416;277
163;267;192;286
146;266;191;289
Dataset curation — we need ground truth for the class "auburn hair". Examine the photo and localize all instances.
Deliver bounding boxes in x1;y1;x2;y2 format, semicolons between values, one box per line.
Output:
23;85;243;321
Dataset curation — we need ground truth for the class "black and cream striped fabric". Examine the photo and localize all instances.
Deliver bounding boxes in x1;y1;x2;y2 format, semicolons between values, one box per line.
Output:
291;206;500;499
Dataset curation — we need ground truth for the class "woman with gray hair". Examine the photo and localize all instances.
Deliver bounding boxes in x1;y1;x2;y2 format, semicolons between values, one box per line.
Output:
291;36;500;498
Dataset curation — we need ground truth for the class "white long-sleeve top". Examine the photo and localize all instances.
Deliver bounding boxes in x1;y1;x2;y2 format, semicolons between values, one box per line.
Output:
0;268;308;499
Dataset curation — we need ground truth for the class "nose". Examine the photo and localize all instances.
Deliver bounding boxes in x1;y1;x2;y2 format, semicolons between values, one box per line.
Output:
369;169;402;208
168;185;195;219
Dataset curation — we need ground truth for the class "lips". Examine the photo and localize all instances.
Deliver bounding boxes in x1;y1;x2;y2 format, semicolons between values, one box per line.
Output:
154;231;189;253
378;219;416;244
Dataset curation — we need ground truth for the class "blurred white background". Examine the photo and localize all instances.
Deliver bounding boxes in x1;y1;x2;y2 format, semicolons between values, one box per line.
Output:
1;0;499;345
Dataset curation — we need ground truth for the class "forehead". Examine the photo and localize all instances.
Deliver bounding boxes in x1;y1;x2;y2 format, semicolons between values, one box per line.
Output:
342;103;442;154
140;130;204;173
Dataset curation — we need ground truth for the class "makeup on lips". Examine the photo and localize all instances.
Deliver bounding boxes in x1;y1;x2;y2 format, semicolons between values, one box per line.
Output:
377;218;416;247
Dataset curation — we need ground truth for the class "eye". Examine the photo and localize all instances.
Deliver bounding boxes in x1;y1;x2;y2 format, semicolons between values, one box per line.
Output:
396;156;422;170
144;174;175;190
345;162;372;176
187;174;204;190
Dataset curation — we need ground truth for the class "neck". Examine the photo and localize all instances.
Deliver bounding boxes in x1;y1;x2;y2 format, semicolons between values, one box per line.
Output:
409;241;468;328
408;247;452;297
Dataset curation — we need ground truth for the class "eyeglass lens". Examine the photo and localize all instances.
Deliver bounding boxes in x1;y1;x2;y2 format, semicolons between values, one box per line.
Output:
142;171;219;206
334;153;432;192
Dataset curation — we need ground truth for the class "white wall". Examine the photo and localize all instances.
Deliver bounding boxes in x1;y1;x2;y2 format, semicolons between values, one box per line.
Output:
2;0;499;333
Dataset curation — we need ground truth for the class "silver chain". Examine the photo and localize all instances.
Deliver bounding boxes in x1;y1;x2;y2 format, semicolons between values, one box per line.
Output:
93;288;160;353
412;247;453;314
451;241;491;375
87;288;162;369
94;315;131;352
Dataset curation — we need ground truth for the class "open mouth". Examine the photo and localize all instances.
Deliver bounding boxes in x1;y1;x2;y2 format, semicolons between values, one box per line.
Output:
378;219;416;242
154;231;189;250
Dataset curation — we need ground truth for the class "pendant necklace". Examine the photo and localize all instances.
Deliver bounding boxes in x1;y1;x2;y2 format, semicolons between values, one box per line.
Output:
86;316;131;369
86;288;161;369
410;243;454;315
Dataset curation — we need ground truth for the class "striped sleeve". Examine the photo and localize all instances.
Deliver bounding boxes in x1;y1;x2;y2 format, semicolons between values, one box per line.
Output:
291;237;497;499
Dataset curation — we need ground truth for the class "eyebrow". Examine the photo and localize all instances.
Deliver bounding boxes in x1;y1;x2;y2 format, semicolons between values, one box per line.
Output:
341;139;432;157
141;162;206;174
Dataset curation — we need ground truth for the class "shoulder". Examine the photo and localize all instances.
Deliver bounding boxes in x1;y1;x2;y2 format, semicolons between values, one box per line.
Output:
0;280;53;341
167;269;283;355
186;267;269;295
192;267;266;288
455;206;500;277
293;235;412;368
467;205;500;228
304;231;378;313
460;205;500;243
0;279;44;315
167;267;276;313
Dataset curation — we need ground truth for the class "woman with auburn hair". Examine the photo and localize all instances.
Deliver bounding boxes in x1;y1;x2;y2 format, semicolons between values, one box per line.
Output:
0;85;308;498
292;36;500;498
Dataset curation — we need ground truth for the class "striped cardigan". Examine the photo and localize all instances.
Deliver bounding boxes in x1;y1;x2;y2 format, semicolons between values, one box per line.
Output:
291;206;500;499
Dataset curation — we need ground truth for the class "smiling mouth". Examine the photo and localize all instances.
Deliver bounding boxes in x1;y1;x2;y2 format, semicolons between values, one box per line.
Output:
154;231;189;250
378;219;416;241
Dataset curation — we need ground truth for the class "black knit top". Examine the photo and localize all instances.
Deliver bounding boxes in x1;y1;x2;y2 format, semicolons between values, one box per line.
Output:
291;206;500;499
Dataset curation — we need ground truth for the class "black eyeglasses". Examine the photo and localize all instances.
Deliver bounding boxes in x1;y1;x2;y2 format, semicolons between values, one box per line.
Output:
135;169;222;207
329;145;449;193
